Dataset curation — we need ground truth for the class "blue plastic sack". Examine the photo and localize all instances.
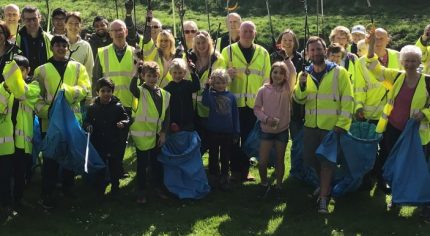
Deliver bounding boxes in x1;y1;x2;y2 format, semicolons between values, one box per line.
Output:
41;90;105;174
242;121;276;166
316;122;381;197
32;115;42;167
383;119;430;205
158;131;210;199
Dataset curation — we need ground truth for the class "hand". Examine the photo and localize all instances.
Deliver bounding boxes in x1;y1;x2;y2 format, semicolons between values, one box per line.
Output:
412;111;425;121
188;61;197;73
117;121;125;129
146;10;153;22
3;83;11;93
277;48;288;60
334;126;347;134
366;28;376;58
86;125;93;133
158;132;166;147
125;0;133;14
299;72;307;85
355;108;365;121
227;67;237;79
266;117;278;127
422;24;430;42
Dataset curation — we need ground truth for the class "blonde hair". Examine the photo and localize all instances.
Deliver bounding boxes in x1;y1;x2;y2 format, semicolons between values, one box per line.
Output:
169;58;188;72
192;30;215;56
210;69;231;85
156;30;176;56
329;26;352;44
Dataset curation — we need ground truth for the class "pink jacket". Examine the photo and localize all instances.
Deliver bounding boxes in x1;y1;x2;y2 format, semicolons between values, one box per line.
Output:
254;82;294;133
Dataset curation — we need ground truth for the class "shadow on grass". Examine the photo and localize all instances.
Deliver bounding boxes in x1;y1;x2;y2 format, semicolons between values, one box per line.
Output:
1;149;429;235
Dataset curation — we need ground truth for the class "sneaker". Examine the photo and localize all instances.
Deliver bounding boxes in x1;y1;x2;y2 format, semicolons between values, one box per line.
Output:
317;197;329;214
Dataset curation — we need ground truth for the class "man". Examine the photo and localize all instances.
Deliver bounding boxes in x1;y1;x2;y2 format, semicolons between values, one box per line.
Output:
93;19;136;178
3;4;20;42
294;36;353;214
34;35;91;209
217;12;241;53
50;8;67;36
354;27;402;191
86;16;112;61
415;24;430;74
221;21;271;182
16;6;52;75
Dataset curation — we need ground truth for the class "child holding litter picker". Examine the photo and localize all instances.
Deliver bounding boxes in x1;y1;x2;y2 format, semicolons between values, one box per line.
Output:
129;61;171;204
83;78;130;197
253;58;296;198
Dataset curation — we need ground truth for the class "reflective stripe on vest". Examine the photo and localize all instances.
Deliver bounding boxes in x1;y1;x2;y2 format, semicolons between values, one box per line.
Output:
130;130;157;138
0;136;14;144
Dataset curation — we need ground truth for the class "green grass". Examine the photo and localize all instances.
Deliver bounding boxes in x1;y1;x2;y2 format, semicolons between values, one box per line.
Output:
1;142;430;235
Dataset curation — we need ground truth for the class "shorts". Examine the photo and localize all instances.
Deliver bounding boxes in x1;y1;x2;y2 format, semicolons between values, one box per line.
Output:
260;129;289;143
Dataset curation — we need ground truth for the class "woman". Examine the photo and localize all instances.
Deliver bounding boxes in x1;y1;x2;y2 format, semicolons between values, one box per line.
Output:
0;22;20;83
367;29;430;220
183;20;198;50
189;31;225;157
329;26;358;84
65;12;94;78
153;30;176;88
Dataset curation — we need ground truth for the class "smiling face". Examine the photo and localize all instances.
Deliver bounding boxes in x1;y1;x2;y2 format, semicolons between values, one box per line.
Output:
401;52;420;72
94;20;108;37
97;86;113;104
109;21;128;47
22;11;41;35
194;36;209;55
307;40;326;66
65;16;81;36
52;14;66;33
271;66;286;86
4;5;20;27
239;22;256;47
51;41;68;60
211;76;228;92
170;67;186;82
281;32;295;53
150;19;162;42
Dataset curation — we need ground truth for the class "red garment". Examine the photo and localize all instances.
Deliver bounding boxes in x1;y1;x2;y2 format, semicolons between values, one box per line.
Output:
378;52;389;67
388;82;416;130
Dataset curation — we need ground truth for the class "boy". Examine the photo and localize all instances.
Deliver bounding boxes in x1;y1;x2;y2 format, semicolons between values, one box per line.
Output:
0;55;40;216
83;78;130;196
327;43;346;65
164;58;200;132
130;61;170;204
202;69;240;191
34;35;91;209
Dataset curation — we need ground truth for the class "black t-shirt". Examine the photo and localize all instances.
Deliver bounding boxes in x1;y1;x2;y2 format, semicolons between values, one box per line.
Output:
238;43;255;64
48;58;68;79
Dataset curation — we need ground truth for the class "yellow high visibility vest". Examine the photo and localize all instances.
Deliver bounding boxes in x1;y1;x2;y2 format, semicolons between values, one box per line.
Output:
16;31;53;60
130;86;170;151
34;60;91;132
98;44;135;107
294;65;354;131
416;37;430;74
0;78;40;155
138;36;158;62
192;55;226;117
221;43;271;108
376;73;430;145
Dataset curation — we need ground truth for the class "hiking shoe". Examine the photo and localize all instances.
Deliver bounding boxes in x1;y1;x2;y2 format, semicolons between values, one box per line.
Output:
317;197;329;214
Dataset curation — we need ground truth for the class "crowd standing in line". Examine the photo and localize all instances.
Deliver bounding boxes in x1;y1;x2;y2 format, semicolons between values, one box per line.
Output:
0;1;429;223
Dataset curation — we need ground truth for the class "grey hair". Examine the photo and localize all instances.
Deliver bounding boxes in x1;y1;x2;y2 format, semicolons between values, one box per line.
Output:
400;45;422;61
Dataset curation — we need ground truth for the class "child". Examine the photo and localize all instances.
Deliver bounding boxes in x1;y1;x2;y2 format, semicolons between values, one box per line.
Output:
202;69;239;191
83;78;130;196
254;60;296;198
164;58;200;132
0;55;40;216
130;61;170;204
327;43;346;65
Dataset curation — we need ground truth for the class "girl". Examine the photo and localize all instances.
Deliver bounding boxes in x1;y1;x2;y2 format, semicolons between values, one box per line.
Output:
254;59;296;198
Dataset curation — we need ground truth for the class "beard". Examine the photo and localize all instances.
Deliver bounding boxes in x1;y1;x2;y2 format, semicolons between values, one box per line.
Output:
311;55;325;65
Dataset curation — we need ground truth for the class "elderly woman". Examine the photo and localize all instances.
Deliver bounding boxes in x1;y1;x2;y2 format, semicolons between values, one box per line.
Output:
367;29;430;219
188;30;225;158
65;12;94;78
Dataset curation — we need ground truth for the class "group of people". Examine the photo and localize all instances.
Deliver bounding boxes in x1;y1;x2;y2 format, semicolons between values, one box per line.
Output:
0;1;429;223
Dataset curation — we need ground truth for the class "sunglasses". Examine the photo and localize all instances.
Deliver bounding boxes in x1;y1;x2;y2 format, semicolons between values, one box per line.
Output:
151;25;161;29
184;29;197;34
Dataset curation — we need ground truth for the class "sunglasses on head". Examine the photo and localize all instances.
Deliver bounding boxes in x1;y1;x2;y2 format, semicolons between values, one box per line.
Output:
184;29;197;34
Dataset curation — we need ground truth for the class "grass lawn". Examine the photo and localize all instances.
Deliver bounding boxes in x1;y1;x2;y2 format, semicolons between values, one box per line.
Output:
1;143;429;235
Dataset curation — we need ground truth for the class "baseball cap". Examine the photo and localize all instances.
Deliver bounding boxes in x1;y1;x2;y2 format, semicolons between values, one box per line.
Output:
351;25;366;35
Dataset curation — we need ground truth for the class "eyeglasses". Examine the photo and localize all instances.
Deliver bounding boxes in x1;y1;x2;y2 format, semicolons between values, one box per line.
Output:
23;17;38;23
184;29;197;34
151;25;161;29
